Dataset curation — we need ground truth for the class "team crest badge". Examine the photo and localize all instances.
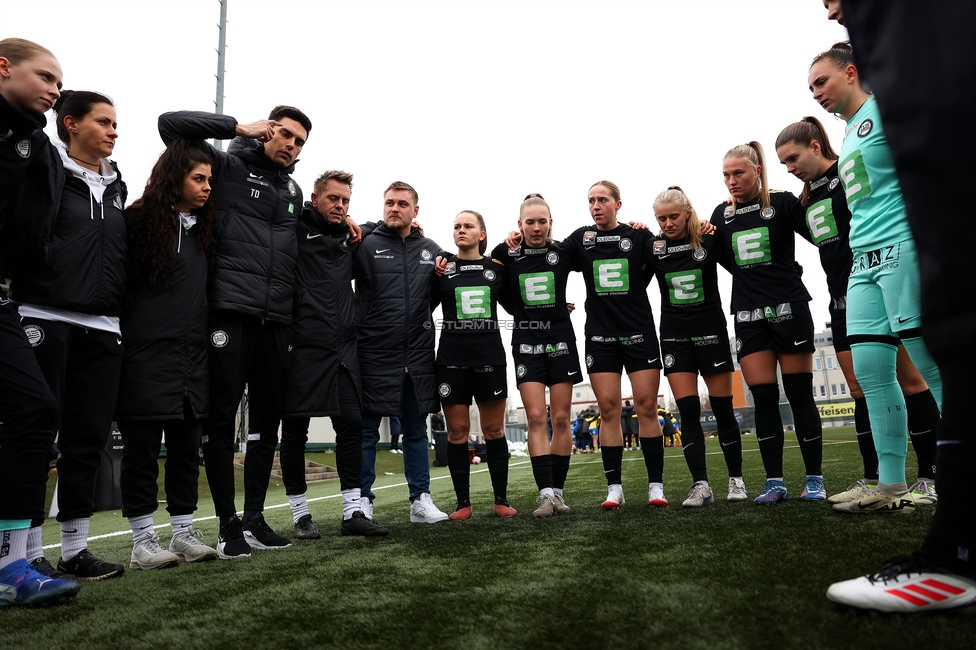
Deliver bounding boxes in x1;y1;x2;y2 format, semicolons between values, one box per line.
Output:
693;249;706;261
546;252;559;265
484;269;496;281
664;354;675;368
760;207;775;220
23;324;44;347
582;231;596;246
858;119;874;138
516;365;527;378
438;383;451;397
619;238;632;251
653;240;667;255
211;330;229;348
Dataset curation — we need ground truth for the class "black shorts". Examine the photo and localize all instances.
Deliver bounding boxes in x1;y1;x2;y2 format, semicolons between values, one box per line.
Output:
661;334;733;376
436;365;507;405
733;301;816;359
828;299;850;353
584;333;662;375
513;340;582;386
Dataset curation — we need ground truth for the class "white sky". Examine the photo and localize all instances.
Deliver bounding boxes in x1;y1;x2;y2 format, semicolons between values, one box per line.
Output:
5;0;849;407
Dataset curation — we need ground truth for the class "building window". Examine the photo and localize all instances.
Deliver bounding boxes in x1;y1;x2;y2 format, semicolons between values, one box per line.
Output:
815;358;823;370
831;384;838;396
827;357;835;369
575;391;581;398
840;384;847;395
819;385;826;397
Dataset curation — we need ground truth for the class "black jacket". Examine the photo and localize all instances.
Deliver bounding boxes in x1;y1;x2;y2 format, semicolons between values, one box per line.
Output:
353;224;446;415
8;149;127;316
620;403;638;435
158;111;301;325
282;204;361;417
115;207;209;420
1;95;64;276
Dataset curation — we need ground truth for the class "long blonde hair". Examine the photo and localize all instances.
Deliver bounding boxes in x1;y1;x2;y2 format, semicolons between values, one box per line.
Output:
653;186;702;251
724;141;769;212
519;193;553;243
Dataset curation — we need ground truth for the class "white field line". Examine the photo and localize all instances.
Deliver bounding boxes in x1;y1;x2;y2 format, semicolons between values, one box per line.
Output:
42;441;852;550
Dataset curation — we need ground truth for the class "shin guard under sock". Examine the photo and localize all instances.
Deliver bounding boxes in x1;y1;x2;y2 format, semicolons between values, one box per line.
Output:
711;396;742;477
853;396;879;481
750;383;785;479
530;454;554;491
639;437;664;484
485;437;510;503
601;446;623;486
551;454;571;490
900;335;943;410
852;342;907;485
906;389;939;480
676;396;708;482
782;373;823;475
447;442;471;505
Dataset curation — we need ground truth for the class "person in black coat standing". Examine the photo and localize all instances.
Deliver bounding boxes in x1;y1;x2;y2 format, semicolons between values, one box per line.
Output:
116;140;221;570
278;170;387;539
158;107;311;558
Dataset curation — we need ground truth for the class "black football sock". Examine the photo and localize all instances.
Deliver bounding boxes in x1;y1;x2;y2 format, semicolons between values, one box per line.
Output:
601;446;623;486
853;396;879;481
639;437;664;484
711;396;743;477
782;373;823;476
551;454;571;490
906;389;939;480
750;383;784;479
447;442;471;506
676;396;708;483
485;437;510;503
530;454;553;491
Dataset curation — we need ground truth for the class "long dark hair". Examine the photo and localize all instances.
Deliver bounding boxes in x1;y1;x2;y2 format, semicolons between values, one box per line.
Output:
775;116;839;205
53;90;114;146
126;140;218;287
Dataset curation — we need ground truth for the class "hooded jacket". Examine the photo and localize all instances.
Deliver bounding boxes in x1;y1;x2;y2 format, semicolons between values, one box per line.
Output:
158;111;302;325
7;144;127;316
281;203;361;417
353;224;446;415
115;207;209;420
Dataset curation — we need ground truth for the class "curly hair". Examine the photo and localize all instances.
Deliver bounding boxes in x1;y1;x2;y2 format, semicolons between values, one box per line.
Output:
126;140;218;287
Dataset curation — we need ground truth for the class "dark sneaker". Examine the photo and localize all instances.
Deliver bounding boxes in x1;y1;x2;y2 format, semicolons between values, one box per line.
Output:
30;556;76;581
0;558;80;608
294;514;321;540
57;549;124;581
243;513;292;549
341;511;390;537
217;515;251;560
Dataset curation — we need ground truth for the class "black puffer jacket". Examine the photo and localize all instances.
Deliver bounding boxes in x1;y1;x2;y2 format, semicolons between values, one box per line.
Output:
282;204;360;417
8;148;127;316
115;207;209;420
158;111;301;325
354;225;446;415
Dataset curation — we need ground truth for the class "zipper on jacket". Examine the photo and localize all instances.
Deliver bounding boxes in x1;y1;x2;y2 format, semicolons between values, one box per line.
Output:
182;224;191;407
263;171;282;323
401;235;410;374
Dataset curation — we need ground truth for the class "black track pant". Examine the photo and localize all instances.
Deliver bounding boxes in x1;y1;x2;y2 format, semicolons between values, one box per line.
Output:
119;400;203;518
203;310;290;519
280;368;363;494
23;317;123;525
0;300;59;521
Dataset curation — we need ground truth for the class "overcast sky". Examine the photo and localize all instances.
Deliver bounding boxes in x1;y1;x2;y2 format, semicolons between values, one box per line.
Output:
6;0;849;407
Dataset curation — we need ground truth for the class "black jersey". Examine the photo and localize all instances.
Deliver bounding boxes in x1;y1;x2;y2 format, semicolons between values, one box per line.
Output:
645;232;728;339
796;162;854;303
433;255;508;366
489;240;576;345
710;191;811;313
565;223;654;337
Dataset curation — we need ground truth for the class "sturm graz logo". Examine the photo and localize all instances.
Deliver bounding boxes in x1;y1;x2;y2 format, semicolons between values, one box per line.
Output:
438;383;451;397
585;354;594;368
829;178;840;191
516;364;527;378
421;249;432;261
619;238;632;251
734;338;743;353
692;249;706;261
858;119;874;138
664;354;675;368
287;180;297;196
23;324;44;347
484;269;496;281
16;139;30;158
760;207;775;220
546;252;559;265
211;330;229;348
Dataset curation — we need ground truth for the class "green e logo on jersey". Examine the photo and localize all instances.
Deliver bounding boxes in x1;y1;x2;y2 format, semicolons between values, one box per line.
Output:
665;270;704;305
731;228;771;266
593;259;629;293
839;151;872;203
519;272;555;305
806;199;839;244
456;286;491;319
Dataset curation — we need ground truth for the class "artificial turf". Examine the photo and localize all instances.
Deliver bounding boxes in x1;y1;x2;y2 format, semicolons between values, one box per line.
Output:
5;429;973;649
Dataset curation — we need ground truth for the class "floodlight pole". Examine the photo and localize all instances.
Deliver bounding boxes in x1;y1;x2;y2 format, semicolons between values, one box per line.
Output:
213;0;228;150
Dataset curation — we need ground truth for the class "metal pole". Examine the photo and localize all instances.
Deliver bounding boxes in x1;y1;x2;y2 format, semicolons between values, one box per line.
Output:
213;0;228;150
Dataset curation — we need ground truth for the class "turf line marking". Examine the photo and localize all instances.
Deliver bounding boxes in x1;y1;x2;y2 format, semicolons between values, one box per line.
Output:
44;443;852;549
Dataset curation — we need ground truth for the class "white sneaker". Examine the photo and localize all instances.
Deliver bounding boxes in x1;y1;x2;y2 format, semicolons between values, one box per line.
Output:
169;528;218;563
130;532;180;570
409;493;449;523
648;483;668;507
727;477;748;502
682;481;714;508
361;497;374;521
601;487;625;510
827;478;877;504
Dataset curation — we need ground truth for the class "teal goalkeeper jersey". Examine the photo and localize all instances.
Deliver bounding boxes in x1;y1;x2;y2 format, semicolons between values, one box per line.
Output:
839;96;913;250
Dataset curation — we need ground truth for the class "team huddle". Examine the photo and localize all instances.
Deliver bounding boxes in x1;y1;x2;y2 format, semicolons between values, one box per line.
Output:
0;2;964;614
